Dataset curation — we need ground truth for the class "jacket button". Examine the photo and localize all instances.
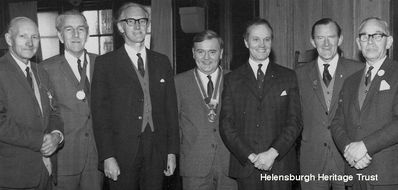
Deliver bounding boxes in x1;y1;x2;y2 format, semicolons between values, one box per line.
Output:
323;143;327;147
88;115;91;119
325;112;328;115
256;124;260;127
138;116;142;120
257;106;262;111
327;126;331;130
85;133;89;137
213;128;217;132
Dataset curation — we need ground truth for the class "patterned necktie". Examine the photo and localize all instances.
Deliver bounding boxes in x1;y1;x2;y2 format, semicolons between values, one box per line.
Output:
137;53;145;77
77;59;90;98
207;75;214;98
365;66;374;86
323;64;332;87
25;66;33;89
257;64;265;89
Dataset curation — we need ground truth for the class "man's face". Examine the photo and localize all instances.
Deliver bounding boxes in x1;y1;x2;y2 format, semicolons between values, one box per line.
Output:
192;38;223;75
244;24;272;62
356;19;393;64
5;19;40;63
58;15;88;57
311;23;343;62
117;6;149;46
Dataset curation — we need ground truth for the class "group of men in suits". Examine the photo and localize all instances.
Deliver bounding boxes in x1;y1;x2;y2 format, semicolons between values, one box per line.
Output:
1;1;398;190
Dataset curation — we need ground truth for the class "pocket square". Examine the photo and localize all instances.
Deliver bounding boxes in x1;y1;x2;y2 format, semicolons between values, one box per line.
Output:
280;90;287;96
160;79;165;83
379;80;390;91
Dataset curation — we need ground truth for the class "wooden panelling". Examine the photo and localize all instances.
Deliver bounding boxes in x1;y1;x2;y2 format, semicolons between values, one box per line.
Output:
259;0;391;68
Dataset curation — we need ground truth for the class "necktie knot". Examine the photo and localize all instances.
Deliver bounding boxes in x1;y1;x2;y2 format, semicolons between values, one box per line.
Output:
322;63;332;87
137;53;145;77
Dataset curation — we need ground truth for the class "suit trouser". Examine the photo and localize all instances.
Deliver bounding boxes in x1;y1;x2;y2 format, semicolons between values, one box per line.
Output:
182;153;237;190
109;126;164;190
300;152;345;190
237;170;291;190
0;164;51;190
53;141;103;190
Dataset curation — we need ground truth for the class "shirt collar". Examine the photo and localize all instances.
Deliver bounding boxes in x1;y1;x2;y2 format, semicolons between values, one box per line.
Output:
248;58;269;79
317;54;339;77
64;50;85;63
197;67;219;84
10;52;31;75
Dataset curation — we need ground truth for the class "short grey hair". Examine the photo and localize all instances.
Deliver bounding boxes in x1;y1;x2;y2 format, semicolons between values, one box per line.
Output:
7;17;36;35
55;10;89;32
358;17;390;35
116;2;149;21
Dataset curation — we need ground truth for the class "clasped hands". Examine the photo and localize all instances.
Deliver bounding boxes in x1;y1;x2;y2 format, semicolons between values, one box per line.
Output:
344;141;372;170
40;132;62;157
248;148;279;171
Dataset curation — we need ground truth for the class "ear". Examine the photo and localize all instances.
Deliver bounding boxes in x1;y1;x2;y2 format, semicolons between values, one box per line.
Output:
5;33;12;47
117;22;125;34
310;38;316;48
386;36;393;50
338;35;343;46
356;37;362;51
192;48;195;59
220;48;224;59
244;38;249;48
57;32;64;44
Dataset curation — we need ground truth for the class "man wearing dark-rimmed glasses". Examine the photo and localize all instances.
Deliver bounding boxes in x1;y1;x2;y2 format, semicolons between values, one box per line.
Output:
91;2;179;190
331;17;398;190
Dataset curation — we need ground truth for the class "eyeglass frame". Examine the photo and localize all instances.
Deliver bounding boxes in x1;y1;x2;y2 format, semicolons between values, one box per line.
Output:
119;18;149;26
358;33;389;42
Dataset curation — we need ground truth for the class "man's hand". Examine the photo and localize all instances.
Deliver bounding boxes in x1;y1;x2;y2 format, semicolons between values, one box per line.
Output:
253;148;279;171
353;153;372;170
164;154;176;176
41;133;61;157
344;141;367;165
104;157;120;181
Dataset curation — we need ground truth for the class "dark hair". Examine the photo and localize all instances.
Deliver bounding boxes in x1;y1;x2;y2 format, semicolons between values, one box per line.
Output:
311;18;342;39
192;30;223;48
243;18;273;40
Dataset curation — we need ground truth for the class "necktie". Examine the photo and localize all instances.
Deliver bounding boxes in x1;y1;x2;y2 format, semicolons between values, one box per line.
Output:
207;75;214;98
323;64;332;87
137;53;145;77
25;66;33;89
77;59;90;99
257;64;265;89
365;66;374;86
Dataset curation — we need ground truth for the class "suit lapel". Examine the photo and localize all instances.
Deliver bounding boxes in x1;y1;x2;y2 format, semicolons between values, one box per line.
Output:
88;53;96;81
307;61;328;112
261;62;278;100
329;59;346;114
59;55;80;87
189;69;212;112
119;47;141;89
5;53;38;105
361;59;393;111
240;63;261;100
31;63;49;121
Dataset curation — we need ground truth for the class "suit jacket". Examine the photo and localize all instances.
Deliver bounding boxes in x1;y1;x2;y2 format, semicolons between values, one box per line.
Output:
175;69;230;177
0;52;63;188
41;53;98;176
220;62;302;178
296;57;363;175
91;47;179;176
331;59;398;185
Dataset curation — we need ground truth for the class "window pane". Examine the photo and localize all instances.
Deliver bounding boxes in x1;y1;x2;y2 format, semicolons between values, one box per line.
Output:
83;11;99;35
99;10;113;35
41;38;60;60
100;36;113;55
38;12;58;37
85;37;99;54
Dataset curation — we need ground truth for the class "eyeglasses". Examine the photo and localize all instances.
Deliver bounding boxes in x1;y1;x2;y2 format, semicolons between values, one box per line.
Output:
359;33;388;42
119;18;149;26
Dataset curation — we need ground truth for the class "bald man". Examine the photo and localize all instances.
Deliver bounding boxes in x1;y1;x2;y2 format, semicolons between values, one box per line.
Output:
0;17;63;189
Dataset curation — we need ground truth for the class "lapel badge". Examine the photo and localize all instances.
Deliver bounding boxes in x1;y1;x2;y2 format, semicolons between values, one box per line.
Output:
377;70;385;77
160;78;165;83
